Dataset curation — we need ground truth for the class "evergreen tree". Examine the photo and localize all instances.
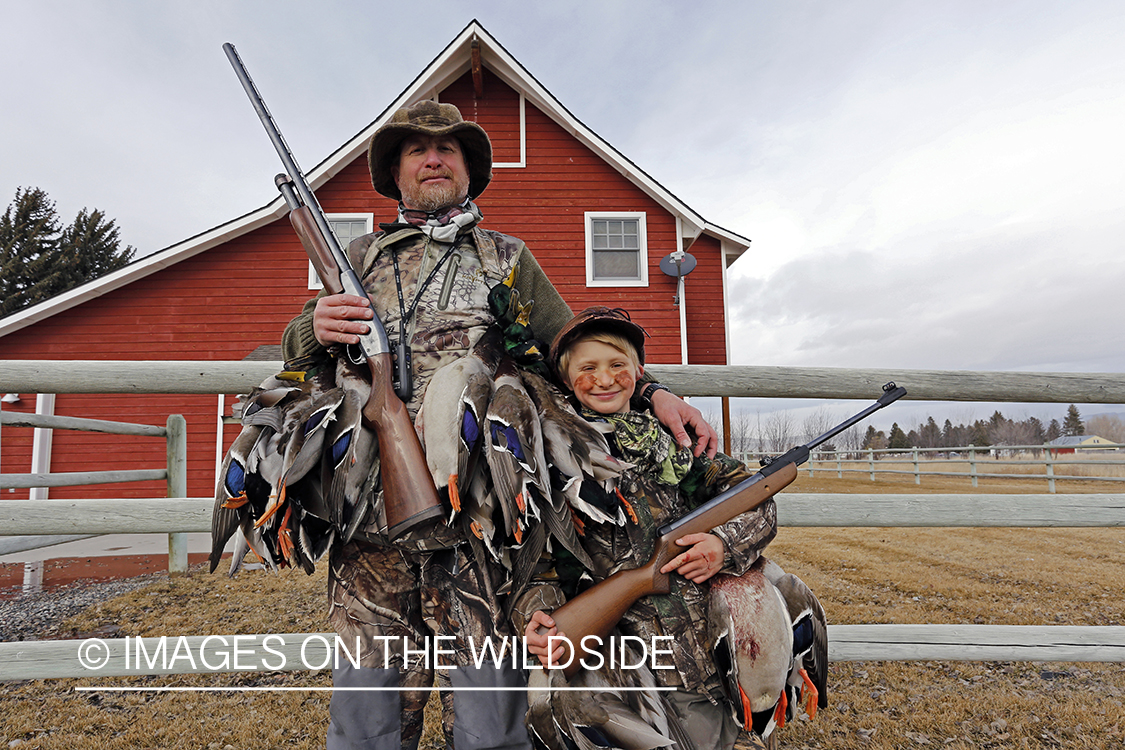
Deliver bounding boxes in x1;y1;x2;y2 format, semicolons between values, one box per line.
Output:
919;416;941;448
861;425;887;450
862;425;877;450
1046;419;1062;442
888;422;910;449
942;419;954;447
1062;404;1085;437
969;419;990;446
1026;416;1046;444
0;187;135;318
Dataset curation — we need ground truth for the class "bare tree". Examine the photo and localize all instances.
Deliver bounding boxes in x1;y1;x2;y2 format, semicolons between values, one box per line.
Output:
801;406;837;444
763;410;796;453
729;409;757;458
836;422;866;457
991;419;1037;448
1086;414;1125;443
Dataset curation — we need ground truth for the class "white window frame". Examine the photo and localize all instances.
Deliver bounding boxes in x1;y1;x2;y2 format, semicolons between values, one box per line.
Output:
492;94;526;168
584;211;649;288
309;213;374;290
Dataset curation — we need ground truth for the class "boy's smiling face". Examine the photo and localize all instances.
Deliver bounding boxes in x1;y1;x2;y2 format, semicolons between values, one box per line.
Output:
563;339;642;415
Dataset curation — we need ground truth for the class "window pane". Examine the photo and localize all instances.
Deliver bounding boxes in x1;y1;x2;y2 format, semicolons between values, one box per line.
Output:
329;219;368;248
593;250;639;278
590;216;642;281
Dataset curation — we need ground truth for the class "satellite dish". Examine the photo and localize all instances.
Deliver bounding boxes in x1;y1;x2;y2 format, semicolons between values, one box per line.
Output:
659;251;697;277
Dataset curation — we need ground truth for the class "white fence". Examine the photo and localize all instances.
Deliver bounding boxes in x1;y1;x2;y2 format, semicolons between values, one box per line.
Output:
0;409;188;573
1;360;1123;681
800;443;1125;492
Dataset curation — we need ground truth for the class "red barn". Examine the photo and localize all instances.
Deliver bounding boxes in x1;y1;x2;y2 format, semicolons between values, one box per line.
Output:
0;21;749;505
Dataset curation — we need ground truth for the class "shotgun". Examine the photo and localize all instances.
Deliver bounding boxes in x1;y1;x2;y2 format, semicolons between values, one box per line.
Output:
223;42;443;539
541;382;907;678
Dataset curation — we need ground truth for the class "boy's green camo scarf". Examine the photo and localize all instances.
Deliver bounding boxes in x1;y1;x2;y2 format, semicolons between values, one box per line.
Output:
582;408;693;486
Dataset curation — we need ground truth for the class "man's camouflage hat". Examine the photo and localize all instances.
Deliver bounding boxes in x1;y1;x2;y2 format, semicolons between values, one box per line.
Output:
368;100;493;201
549;306;649;375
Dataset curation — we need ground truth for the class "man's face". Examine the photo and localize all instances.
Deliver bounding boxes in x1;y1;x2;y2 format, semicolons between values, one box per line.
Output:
392;134;470;211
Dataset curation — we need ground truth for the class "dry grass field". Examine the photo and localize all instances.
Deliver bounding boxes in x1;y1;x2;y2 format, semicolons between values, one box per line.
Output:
2;472;1122;749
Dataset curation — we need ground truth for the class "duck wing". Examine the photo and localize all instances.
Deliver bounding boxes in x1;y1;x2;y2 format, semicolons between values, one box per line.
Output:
485;357;547;541
768;563;829;713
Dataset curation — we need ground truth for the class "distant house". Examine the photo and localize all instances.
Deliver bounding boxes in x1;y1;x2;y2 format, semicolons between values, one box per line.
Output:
0;21;749;503
1045;435;1114;455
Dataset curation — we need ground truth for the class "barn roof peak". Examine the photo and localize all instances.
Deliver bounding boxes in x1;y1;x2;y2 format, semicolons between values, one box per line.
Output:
0;19;748;339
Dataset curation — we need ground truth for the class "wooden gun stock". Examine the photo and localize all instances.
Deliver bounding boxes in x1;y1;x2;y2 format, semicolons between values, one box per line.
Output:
543;462;798;678
285;192;443;538
363;351;445;537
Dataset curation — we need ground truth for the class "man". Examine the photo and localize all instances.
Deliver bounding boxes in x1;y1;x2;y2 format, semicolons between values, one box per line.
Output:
282;100;718;750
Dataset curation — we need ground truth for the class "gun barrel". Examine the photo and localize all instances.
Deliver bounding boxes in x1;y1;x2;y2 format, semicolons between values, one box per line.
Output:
224;43;390;358
224;42;437;538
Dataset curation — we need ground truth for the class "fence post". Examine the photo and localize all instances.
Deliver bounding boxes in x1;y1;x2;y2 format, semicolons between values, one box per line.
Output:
913;447;921;485
836;451;843;479
868;448;875;481
1045;451;1056;494
808;451;815;478
970;447;978;488
166;414;188;576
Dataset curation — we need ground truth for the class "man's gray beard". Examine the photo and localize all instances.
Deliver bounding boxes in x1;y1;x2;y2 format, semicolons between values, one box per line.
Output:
400;175;470;213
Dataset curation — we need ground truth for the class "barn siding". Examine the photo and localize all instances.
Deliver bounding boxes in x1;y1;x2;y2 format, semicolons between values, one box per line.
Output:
1;66;731;503
683;234;729;366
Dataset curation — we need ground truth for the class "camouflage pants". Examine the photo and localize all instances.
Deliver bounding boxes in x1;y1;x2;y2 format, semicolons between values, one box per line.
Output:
326;540;530;750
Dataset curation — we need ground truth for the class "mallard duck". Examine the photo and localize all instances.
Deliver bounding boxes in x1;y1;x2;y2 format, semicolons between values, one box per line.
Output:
321;360;381;543
487;263;521;323
485;355;548;543
418;325;504;521
709;559;794;743
210;368;342;574
710;557;828;744
526;645;694;750
520;369;628;528
209;421;267;573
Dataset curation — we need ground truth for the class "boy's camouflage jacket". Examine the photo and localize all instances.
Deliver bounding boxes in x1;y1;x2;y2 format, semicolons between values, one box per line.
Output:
513;426;778;702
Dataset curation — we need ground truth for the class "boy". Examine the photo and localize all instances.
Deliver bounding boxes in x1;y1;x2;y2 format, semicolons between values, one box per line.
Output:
517;307;778;750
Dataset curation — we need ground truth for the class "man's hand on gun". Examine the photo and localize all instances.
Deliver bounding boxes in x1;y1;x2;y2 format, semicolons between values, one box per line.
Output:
650;388;719;459
313;293;375;347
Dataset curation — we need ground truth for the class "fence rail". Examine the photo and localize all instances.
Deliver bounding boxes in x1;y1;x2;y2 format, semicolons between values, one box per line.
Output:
799;443;1125;492
1;360;1123;680
3;360;1125;401
0;409;187;569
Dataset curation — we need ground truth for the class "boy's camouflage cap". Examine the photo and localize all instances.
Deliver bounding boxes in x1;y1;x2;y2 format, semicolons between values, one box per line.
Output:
368;101;493;201
549;306;649;374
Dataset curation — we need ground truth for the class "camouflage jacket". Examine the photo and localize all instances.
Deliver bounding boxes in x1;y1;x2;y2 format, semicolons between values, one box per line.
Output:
282;222;571;545
514;422;778;701
282;221;572;418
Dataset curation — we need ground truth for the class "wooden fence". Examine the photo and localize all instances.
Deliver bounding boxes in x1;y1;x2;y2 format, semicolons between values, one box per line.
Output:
0;360;1123;681
0;410;188;573
799;443;1125;492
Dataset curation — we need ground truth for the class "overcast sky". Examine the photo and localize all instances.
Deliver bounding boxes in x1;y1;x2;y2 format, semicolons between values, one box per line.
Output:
3;1;1123;426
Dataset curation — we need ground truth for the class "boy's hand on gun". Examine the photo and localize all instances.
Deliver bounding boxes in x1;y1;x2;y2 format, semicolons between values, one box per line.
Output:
525;610;568;668
660;533;724;583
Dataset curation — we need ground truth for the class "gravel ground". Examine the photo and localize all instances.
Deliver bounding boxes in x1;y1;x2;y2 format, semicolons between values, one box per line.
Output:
0;574;164;642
